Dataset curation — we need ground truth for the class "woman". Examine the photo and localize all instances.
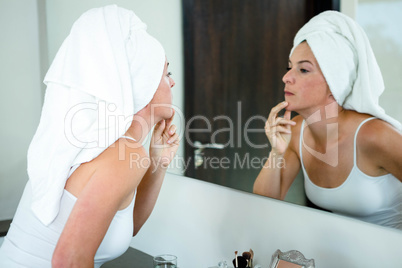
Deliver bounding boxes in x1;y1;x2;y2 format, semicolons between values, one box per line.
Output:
253;11;402;230
0;5;179;267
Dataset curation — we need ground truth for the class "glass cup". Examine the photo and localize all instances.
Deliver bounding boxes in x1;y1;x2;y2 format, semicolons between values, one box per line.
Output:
153;254;177;268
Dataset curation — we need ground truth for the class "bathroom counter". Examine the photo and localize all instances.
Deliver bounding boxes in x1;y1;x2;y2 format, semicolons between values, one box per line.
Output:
102;247;153;268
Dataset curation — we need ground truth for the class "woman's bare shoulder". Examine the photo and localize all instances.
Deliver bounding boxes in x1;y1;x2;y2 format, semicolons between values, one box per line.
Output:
65;139;149;196
292;114;304;125
359;118;399;139
95;138;150;175
357;118;401;152
73;139;150;197
87;138;150;197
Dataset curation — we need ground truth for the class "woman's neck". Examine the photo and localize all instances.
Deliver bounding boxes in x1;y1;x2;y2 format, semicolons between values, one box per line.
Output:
302;102;344;148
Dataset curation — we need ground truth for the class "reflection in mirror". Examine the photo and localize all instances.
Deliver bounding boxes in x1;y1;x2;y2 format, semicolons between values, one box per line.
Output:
269;250;315;268
182;0;339;203
182;0;402;232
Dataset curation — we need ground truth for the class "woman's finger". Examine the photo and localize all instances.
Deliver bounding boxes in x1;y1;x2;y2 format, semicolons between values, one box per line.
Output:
275;117;296;127
268;101;288;124
168;124;177;135
273;125;292;134
284;110;291;121
266;125;291;137
165;109;175;129
154;120;166;137
266;116;294;130
167;132;179;144
163;124;176;138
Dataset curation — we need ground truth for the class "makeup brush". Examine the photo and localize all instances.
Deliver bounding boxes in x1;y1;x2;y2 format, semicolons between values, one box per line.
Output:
242;251;251;267
249;249;254;267
242;251;251;259
235;251;238;267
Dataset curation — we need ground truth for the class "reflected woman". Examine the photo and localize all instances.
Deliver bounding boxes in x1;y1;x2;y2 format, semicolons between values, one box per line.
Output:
253;11;402;230
0;5;179;267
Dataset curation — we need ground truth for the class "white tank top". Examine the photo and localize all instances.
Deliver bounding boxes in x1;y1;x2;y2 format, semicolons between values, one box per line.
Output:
0;136;137;267
300;118;402;229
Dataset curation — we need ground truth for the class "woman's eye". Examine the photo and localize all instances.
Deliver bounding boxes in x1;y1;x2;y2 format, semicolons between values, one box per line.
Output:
300;68;309;73
167;72;172;77
286;67;291;71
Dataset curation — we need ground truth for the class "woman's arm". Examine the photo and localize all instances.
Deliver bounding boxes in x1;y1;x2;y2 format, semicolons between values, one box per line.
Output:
52;141;148;268
133;113;180;236
359;119;402;181
253;102;301;200
253;147;301;200
133;164;167;236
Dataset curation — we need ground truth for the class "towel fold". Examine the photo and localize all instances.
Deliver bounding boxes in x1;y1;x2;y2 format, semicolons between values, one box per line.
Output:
291;11;401;131
27;5;165;225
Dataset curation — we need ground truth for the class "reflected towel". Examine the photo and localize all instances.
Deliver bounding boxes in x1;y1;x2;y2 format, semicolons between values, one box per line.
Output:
291;11;401;131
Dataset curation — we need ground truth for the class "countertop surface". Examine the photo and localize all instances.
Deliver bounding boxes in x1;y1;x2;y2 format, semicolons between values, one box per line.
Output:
102;247;154;267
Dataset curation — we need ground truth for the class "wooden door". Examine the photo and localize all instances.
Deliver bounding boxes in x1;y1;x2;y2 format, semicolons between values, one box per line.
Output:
183;0;339;192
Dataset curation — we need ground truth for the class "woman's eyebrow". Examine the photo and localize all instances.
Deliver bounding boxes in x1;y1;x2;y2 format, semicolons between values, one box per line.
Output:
297;60;313;65
288;59;313;65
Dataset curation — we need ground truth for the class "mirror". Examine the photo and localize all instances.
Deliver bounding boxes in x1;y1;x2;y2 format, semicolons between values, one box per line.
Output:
269;250;315;268
180;0;402;231
181;0;336;204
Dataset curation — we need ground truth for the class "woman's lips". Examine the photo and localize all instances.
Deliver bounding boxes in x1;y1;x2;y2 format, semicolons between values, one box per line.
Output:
284;91;294;96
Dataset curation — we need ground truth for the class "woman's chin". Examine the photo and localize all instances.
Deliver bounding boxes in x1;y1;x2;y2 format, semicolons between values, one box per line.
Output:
162;108;174;119
285;103;294;112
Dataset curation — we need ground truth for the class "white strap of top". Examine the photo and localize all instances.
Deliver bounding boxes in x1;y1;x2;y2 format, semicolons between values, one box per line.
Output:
353;117;376;164
299;120;305;162
120;135;137;142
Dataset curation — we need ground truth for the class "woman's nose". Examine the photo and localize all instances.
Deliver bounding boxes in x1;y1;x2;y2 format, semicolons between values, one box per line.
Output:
170;77;176;88
282;69;294;84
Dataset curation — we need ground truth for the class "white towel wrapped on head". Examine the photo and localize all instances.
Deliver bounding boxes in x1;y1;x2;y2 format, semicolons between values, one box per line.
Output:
27;5;165;225
290;10;401;131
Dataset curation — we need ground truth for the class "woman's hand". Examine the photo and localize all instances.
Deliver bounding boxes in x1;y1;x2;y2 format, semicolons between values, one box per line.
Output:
264;101;295;155
149;110;180;170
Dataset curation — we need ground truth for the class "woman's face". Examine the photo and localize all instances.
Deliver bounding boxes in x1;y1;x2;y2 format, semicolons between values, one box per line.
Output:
282;42;333;115
150;59;176;119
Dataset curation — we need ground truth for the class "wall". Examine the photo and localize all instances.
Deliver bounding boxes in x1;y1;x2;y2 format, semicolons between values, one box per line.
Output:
356;0;402;123
0;0;43;220
132;173;402;268
341;0;357;18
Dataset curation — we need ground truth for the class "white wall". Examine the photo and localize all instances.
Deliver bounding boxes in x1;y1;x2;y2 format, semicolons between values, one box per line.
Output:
133;173;402;268
0;0;43;220
356;0;402;123
341;0;358;18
